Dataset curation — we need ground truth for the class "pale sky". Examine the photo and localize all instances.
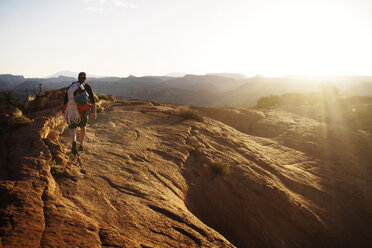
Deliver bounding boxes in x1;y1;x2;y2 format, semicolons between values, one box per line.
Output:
0;0;371;78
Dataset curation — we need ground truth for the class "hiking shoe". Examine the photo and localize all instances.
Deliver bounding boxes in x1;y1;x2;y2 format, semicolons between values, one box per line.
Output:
71;141;77;155
78;145;84;151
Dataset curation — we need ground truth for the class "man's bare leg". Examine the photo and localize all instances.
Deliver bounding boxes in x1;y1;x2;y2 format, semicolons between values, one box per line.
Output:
69;128;77;142
69;128;77;154
79;126;86;150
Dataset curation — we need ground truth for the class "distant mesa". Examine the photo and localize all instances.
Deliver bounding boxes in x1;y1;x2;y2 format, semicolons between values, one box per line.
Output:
0;74;26;91
207;73;247;79
164;72;187;77
47;70;78;78
47;70;105;78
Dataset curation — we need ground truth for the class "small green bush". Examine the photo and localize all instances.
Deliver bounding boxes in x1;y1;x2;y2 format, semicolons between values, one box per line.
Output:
211;159;231;175
97;106;104;113
98;94;116;101
257;95;281;108
178;109;204;122
8;115;32;127
50;160;65;177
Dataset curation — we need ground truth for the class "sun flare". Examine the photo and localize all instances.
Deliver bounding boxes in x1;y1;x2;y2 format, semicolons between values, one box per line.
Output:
228;0;372;76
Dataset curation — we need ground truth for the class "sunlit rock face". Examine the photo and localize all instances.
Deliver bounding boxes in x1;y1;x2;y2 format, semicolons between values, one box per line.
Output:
1;97;372;248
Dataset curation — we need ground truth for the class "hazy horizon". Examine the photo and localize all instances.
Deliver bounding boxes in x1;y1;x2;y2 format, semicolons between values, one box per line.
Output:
4;70;372;80
1;0;372;78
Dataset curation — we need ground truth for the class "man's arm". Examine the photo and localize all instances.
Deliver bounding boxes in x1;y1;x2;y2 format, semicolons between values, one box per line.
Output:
62;89;68;114
91;103;96;120
85;84;97;120
64;90;68;105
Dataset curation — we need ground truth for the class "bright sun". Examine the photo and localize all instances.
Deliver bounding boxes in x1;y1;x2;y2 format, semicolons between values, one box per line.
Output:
229;0;372;76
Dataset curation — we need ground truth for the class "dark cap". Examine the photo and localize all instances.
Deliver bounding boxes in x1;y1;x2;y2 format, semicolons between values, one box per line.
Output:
78;72;87;82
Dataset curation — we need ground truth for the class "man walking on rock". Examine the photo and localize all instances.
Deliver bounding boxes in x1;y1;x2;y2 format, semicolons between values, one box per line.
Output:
62;72;96;155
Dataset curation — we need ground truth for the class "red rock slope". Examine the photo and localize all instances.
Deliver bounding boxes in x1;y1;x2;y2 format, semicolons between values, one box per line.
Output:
1;101;372;247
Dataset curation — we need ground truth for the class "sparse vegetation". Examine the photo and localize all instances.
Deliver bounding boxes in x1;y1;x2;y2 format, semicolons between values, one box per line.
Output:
257;95;281;108
0;90;23;112
50;160;65;177
97;106;104;113
257;85;341;108
178;109;204;122
8;115;32;127
26;83;48;112
211;159;231;175
30;95;48;111
98;94;116;101
0;92;33;132
256;91;372;131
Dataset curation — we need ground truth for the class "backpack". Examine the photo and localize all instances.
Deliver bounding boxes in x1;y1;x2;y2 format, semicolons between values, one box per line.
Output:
70;82;90;117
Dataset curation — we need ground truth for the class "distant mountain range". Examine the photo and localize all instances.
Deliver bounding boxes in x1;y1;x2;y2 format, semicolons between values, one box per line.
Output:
50;71;248;80
164;72;187;77
1;73;372;107
206;73;247;79
47;70;106;78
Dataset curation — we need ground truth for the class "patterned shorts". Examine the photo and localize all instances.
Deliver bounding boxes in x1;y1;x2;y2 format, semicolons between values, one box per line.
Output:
68;116;88;129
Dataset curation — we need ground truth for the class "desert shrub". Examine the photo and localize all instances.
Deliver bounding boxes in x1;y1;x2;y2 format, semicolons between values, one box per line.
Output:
98;94;116;101
50;160;65;177
93;93;99;102
178;109;204;122
30;95;47;111
11;108;23;117
211;159;231;175
27;88;67;112
0;91;23;111
8;115;32;127
97;106;104;113
257;93;322;108
257;95;281;108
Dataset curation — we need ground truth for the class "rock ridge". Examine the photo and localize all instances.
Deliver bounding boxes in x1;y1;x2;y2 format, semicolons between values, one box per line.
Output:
0;100;371;247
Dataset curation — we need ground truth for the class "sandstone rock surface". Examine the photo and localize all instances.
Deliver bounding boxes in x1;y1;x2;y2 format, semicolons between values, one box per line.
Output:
1;100;372;247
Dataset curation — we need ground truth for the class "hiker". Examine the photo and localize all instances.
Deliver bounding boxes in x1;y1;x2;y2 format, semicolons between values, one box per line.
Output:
62;72;96;154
